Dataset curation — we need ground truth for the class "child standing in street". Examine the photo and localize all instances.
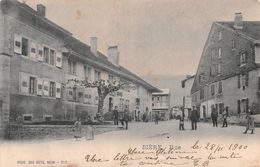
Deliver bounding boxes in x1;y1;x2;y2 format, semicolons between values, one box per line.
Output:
243;111;255;134
179;113;185;131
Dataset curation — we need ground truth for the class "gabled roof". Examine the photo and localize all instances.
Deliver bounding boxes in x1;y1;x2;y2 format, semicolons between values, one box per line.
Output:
1;0;160;92
216;21;260;41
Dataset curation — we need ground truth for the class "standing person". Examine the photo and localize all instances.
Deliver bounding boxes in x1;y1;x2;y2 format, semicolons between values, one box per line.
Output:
74;118;82;141
222;107;228;127
113;106;119;125
123;110;129;130
211;107;218;127
243;111;255;134
179;112;185;131
190;107;199;130
155;112;159;125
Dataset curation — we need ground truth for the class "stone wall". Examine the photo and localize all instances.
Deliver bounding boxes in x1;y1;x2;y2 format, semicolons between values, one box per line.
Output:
4;124;123;140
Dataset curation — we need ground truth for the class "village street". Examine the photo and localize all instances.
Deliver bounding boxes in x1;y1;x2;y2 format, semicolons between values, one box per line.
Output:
1;120;260;167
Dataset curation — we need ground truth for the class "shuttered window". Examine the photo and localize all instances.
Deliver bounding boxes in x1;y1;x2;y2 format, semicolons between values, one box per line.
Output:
245;72;249;86
218;81;222;94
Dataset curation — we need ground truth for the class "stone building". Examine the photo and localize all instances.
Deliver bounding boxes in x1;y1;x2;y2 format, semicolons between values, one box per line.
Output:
0;0;159;135
191;13;260;119
152;89;170;121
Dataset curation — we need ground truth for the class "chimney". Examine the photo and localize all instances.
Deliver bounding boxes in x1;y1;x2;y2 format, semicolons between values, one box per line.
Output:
107;46;119;66
234;12;243;29
37;4;46;17
90;37;98;56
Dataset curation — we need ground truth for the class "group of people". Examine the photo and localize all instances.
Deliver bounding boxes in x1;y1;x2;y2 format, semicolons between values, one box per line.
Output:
178;107;255;134
113;106;129;130
210;107;228;128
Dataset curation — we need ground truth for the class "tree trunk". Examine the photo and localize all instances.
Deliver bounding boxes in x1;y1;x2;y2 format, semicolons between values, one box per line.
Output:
97;96;105;115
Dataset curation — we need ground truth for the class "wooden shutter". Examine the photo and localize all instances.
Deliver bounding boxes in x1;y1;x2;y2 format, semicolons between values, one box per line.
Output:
14;34;22;54
37;78;43;96
237;100;241;114
66;88;73;100
245;72;249;86
246;98;249;113
237;75;240;88
20;73;29;94
56;82;61;98
43;80;49;96
37;44;44;62
258;77;260;91
30;41;37;59
245;51;248;63
56;51;62;68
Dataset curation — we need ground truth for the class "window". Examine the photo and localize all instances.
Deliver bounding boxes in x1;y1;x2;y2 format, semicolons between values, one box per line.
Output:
199;74;205;83
218;48;222;58
211;84;215;96
240;52;247;65
72;62;77;75
68;59;72;73
218;31;222;40
43;47;49;63
157;97;160;101
94;70;101;81
232;40;236;50
217;64;221;74
23;115;32;122
68;59;76;75
29;77;36;94
50;49;56;65
240;98;249;113
22;37;29;56
219;103;224;114
211;49;215;60
84;66;91;80
49;82;55;97
218;81;222;94
200;88;204;100
240;72;249;90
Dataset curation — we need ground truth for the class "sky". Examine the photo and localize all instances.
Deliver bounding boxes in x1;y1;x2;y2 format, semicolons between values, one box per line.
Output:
22;0;260;76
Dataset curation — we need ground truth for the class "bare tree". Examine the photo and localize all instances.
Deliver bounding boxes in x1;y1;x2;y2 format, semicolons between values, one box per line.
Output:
63;78;135;121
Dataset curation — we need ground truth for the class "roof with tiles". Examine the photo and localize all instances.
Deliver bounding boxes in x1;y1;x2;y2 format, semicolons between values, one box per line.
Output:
1;0;160;92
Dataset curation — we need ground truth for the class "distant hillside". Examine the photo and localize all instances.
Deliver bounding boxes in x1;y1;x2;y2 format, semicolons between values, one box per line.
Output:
142;75;188;107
